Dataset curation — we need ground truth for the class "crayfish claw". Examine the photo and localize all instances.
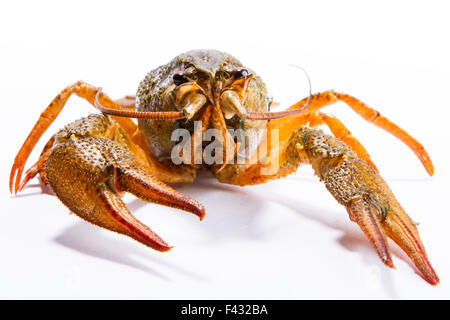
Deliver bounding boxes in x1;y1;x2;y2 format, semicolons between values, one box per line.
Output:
298;127;439;284
342;161;439;285
347;196;394;268
42;114;206;251
115;163;206;220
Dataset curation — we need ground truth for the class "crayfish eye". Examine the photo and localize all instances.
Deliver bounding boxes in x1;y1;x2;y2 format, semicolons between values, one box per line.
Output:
232;68;249;80
173;72;189;86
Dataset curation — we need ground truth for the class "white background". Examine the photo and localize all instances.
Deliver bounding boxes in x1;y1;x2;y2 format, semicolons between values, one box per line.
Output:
1;0;450;299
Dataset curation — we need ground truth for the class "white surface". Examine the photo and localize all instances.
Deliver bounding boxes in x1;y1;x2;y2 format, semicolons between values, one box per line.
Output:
1;0;450;299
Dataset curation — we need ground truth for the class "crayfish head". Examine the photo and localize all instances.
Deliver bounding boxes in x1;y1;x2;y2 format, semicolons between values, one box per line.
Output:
137;49;269;162
167;50;268;124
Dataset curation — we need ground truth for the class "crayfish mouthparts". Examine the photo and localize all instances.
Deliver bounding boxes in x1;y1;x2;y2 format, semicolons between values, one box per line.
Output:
220;90;248;120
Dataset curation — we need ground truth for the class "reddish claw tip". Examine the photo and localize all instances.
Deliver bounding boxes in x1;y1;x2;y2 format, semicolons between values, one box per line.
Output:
116;164;206;220
385;213;439;285
381;256;395;269
192;204;206;221
158;245;174;253
9;168;15;193
425;270;440;286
